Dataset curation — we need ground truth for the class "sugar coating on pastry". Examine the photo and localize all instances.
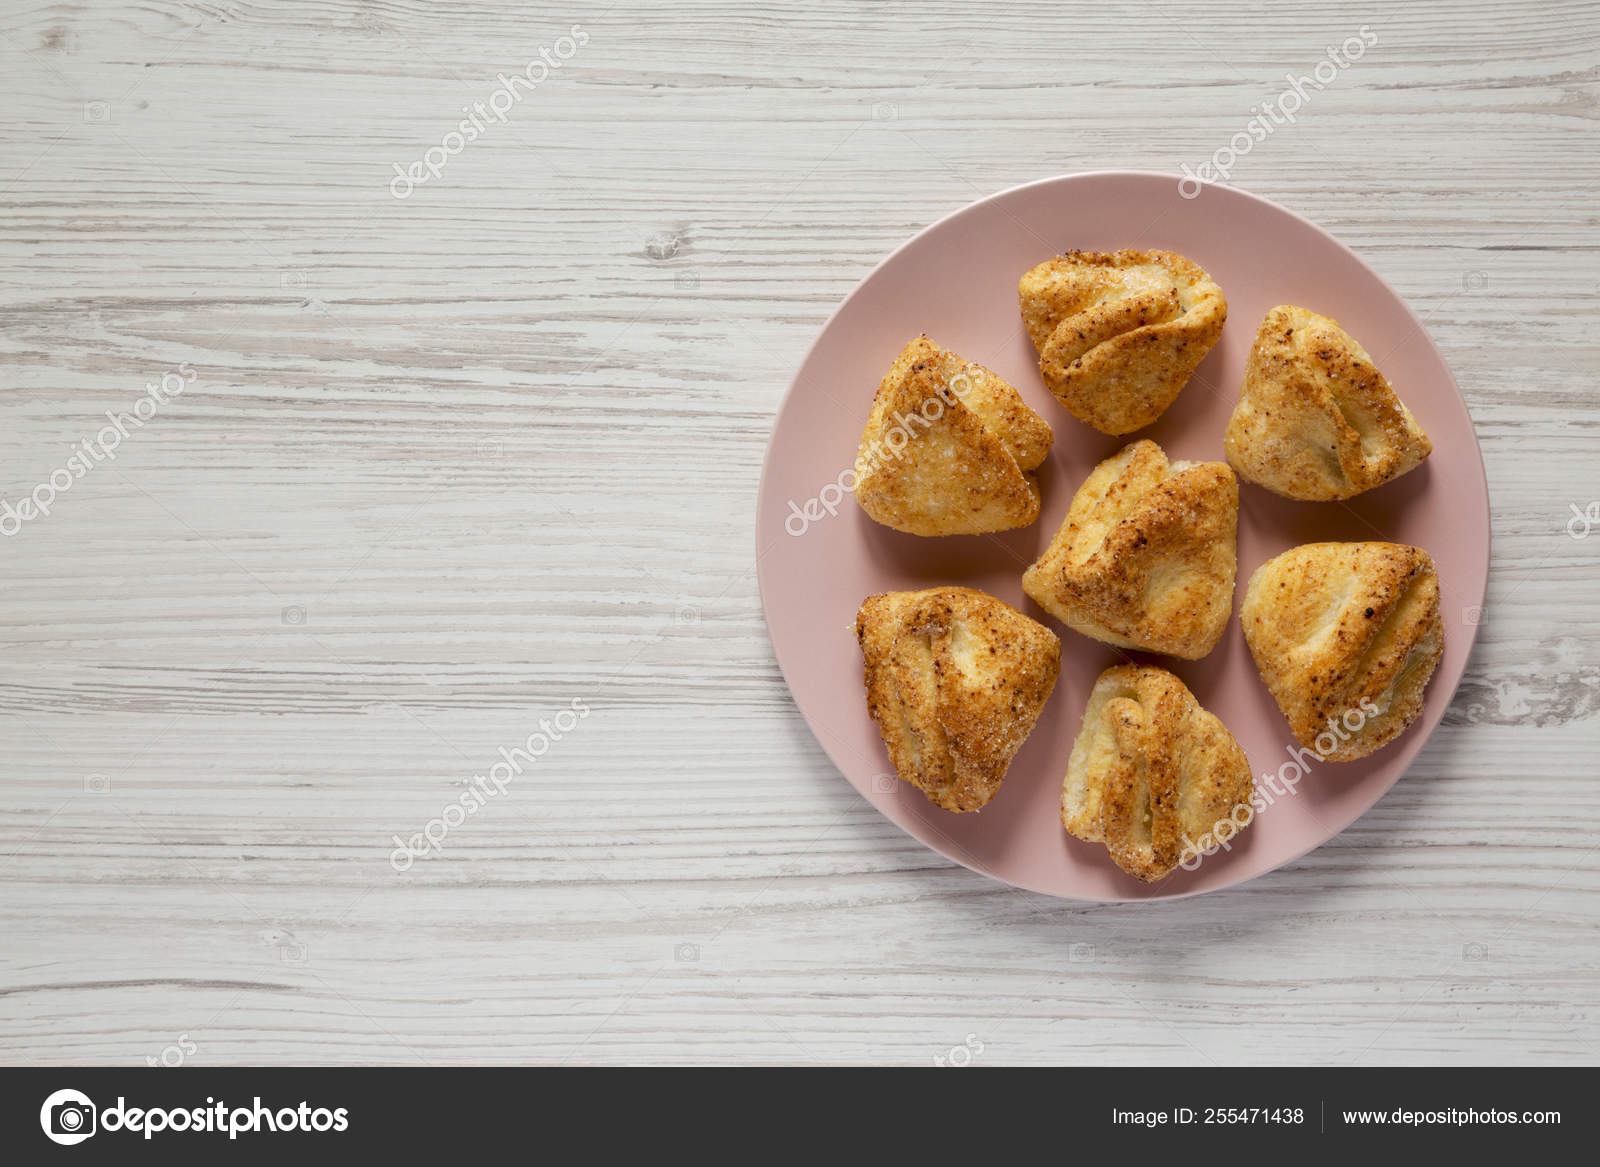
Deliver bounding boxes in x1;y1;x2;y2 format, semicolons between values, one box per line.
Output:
1241;541;1443;761
1225;305;1432;500
1022;439;1238;660
1063;664;1253;882
853;336;1052;535
1018;249;1227;435
856;586;1060;812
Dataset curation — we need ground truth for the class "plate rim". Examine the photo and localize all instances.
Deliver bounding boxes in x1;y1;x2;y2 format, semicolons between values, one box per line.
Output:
754;169;1491;902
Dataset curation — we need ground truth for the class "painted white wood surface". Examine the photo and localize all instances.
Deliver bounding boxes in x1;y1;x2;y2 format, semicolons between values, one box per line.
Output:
1;0;1597;1066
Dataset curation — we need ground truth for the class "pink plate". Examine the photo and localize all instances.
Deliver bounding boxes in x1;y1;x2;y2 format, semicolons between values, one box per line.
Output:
755;171;1489;901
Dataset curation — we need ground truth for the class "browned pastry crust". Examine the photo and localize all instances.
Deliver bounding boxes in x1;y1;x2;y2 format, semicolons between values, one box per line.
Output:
1022;439;1238;660
1063;664;1253;882
1018;249;1227;435
1225;305;1432;500
856;586;1060;812
1241;542;1444;761
854;336;1052;535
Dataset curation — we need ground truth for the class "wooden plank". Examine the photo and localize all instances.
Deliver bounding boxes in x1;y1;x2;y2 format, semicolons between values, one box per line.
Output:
1;0;1597;1065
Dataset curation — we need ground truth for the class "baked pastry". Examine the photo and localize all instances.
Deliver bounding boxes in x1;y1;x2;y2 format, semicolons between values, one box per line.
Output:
854;336;1052;535
1241;542;1443;761
1225;305;1432;500
856;586;1060;812
1022;439;1238;660
1063;664;1253;882
1018;249;1227;435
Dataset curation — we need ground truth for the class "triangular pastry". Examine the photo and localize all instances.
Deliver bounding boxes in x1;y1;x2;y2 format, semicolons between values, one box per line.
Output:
856;586;1060;812
1063;664;1253;882
1018;249;1227;435
1225;305;1432;500
854;336;1052;535
1022;440;1238;660
1241;542;1443;761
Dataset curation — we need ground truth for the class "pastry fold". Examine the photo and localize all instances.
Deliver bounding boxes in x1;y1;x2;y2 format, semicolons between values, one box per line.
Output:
1241;541;1444;761
1019;249;1227;435
1225;305;1432;500
856;586;1060;812
1063;664;1253;882
1022;439;1238;660
854;336;1052;535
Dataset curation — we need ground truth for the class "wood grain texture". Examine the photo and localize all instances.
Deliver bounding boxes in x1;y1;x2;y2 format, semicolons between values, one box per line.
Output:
2;0;1598;1065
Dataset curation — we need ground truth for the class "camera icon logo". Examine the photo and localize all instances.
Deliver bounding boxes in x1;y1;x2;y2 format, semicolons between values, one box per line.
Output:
40;1088;97;1145
277;940;308;964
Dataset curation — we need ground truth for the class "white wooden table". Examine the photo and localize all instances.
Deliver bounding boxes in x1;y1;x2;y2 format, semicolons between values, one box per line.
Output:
2;0;1597;1066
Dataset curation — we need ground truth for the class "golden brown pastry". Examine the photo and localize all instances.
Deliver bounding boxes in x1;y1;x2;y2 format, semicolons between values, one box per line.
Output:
1225;305;1432;500
853;336;1052;535
1241;542;1443;761
1018;249;1227;435
1063;664;1253;882
1022;439;1238;660
856;586;1060;812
